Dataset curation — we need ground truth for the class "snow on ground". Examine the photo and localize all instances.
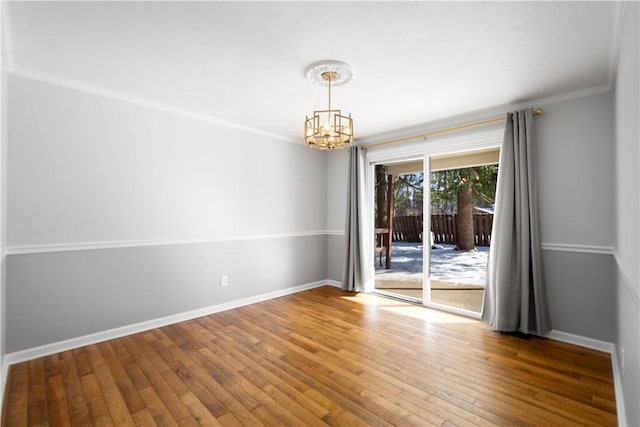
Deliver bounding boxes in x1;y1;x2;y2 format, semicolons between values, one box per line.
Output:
375;242;489;286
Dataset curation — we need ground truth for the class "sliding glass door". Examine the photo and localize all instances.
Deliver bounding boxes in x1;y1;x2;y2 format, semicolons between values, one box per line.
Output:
368;140;501;318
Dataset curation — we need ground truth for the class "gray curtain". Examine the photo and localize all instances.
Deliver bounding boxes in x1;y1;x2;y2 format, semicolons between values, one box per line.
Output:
342;146;371;292
482;109;551;334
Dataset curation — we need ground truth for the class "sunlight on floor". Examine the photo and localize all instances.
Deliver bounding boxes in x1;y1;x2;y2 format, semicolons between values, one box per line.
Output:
340;292;478;324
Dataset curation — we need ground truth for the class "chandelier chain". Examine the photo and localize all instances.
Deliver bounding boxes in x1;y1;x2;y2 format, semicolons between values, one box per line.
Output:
328;76;332;112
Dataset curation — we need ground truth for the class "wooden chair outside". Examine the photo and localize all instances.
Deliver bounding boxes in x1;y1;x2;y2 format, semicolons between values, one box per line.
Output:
374;227;392;269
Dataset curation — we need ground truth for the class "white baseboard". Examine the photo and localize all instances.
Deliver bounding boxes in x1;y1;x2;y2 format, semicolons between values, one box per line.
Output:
610;347;628;427
331;281;627;424
0;279;336;417
2;280;331;367
0;361;7;422
0;283;627;426
544;330;626;426
544;330;616;353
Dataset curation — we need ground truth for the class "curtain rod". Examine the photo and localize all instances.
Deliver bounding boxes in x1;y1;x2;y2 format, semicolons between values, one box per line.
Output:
361;108;544;150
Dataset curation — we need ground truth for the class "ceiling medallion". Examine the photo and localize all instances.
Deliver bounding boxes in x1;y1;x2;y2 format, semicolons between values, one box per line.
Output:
304;60;354;150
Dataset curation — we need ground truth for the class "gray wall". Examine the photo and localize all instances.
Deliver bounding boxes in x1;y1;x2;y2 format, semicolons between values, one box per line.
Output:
7;236;326;352
4;14;638;425
326;150;349;282
6;74;328;353
0;2;7;381
327;234;345;282
543;251;614;340
536;92;615;342
614;3;639;425
325;91;617;342
535;93;614;248
8;75;327;246
326;77;639;418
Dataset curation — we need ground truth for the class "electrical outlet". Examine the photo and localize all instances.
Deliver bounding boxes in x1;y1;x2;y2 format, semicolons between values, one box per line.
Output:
220;275;228;287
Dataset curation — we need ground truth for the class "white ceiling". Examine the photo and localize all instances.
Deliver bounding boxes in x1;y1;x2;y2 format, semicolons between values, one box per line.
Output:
6;1;621;144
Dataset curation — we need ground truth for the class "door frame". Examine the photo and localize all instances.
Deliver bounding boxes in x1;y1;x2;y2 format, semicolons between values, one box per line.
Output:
365;125;503;318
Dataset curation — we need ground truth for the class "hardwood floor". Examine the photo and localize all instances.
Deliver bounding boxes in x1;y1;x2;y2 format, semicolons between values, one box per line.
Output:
2;286;617;426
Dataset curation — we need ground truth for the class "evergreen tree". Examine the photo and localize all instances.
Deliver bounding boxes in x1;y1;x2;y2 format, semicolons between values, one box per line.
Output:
430;165;498;250
393;173;424;216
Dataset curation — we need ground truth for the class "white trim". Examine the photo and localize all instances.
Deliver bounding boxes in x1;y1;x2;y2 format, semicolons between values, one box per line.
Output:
0;279;626;425
365;126;504;161
607;1;626;89
541;243;614;255
359;85;612;147
526;85;613;111
326;234;616;258
611;347;628;427
544;330;627;426
544;330;615;353
614;253;640;307
373;289;422;304
9;66;298;145
2;280;331;366
0;361;7;424
325;279;341;288
7;230;332;255
2;1;14;73
423;300;482;320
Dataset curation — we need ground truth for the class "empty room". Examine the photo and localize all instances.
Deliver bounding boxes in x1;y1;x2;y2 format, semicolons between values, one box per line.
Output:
0;1;638;426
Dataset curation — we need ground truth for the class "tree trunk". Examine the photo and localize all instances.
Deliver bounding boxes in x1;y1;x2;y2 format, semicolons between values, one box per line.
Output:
456;179;475;251
375;165;387;228
385;175;394;269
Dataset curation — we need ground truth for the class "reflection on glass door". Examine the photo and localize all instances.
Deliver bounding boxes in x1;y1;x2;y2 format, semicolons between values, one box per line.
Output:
427;149;499;313
373;159;424;302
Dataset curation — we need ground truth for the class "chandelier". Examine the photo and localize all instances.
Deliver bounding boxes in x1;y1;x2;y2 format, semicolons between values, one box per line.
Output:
304;61;354;149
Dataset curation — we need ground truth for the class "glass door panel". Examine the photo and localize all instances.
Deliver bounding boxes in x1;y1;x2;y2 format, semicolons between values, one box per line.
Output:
427;150;499;313
373;159;424;302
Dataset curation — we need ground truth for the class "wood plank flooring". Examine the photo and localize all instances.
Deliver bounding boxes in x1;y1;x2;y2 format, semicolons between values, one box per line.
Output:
2;286;617;426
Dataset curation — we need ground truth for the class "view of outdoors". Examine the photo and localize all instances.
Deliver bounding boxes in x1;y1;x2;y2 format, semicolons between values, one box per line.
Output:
374;155;498;314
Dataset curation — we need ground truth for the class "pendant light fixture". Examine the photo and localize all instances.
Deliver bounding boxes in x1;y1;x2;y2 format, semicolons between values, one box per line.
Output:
304;60;354;149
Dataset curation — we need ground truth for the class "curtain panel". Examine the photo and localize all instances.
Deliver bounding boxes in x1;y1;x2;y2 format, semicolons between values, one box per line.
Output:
342;146;372;292
482;110;552;334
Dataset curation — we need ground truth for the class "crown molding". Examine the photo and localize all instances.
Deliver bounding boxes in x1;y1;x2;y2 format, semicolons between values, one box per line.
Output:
358;84;613;147
607;1;626;89
2;2;15;73
9;66;300;145
4;1;625;151
358;1;625;148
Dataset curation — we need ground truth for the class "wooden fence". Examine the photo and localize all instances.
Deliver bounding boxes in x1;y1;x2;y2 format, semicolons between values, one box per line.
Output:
393;216;423;242
393;214;494;246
